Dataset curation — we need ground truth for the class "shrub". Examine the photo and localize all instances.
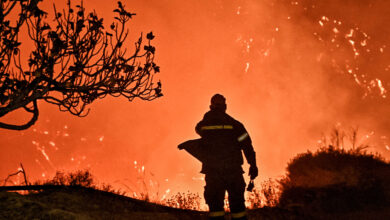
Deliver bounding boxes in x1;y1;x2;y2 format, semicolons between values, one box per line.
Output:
279;145;390;212
44;170;94;187
37;170;126;195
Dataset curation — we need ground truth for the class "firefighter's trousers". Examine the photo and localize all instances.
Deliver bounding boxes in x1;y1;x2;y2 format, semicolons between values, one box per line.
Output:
204;172;247;220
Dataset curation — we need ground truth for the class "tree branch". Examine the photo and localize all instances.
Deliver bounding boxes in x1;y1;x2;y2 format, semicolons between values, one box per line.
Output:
0;100;39;130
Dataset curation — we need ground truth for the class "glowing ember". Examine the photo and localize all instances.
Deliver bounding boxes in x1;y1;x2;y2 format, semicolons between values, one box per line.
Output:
376;79;387;97
345;29;354;38
245;62;250;72
160;188;171;201
36;147;50;161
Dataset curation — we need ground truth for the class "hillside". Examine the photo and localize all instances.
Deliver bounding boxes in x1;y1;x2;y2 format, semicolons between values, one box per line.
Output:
0;186;207;220
0;186;295;220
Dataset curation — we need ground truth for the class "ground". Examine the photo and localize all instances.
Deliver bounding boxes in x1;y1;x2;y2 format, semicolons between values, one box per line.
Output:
0;187;294;220
1;187;389;219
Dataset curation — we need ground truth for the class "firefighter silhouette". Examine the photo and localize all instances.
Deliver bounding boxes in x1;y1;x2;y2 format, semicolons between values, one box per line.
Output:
179;94;258;220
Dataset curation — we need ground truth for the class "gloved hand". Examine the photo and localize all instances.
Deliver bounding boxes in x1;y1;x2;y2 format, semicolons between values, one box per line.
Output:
249;166;258;180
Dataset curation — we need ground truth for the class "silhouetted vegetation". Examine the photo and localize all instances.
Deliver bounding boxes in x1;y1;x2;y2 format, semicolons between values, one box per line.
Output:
247;179;279;209
30;169;124;196
0;0;161;130
42;170;94;187
279;144;390;213
164;191;202;210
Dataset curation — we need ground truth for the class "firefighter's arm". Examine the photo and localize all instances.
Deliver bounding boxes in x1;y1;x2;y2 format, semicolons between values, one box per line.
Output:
243;141;258;180
240;135;257;167
237;124;258;179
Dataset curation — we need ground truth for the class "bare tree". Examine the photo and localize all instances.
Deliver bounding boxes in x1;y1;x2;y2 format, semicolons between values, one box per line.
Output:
0;0;162;130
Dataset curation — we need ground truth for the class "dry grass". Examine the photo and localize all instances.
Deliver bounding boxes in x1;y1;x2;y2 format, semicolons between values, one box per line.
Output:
163;191;202;210
246;179;279;209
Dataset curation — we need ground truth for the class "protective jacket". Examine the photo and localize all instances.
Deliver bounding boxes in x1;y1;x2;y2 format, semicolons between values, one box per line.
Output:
195;109;256;174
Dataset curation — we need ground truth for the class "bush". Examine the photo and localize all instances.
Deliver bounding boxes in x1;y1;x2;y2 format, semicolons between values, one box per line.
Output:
44;170;94;187
279;145;390;212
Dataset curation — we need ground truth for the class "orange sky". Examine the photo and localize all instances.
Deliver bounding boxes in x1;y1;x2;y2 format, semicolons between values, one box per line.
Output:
1;0;390;197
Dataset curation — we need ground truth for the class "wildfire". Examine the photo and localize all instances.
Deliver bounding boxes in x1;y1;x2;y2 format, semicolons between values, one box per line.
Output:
313;11;388;98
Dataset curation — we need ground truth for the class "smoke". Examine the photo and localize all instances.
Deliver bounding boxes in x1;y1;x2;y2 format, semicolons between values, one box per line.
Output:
1;0;390;195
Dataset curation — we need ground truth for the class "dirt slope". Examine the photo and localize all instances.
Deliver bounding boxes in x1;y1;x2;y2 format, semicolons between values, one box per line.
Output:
0;187;207;220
